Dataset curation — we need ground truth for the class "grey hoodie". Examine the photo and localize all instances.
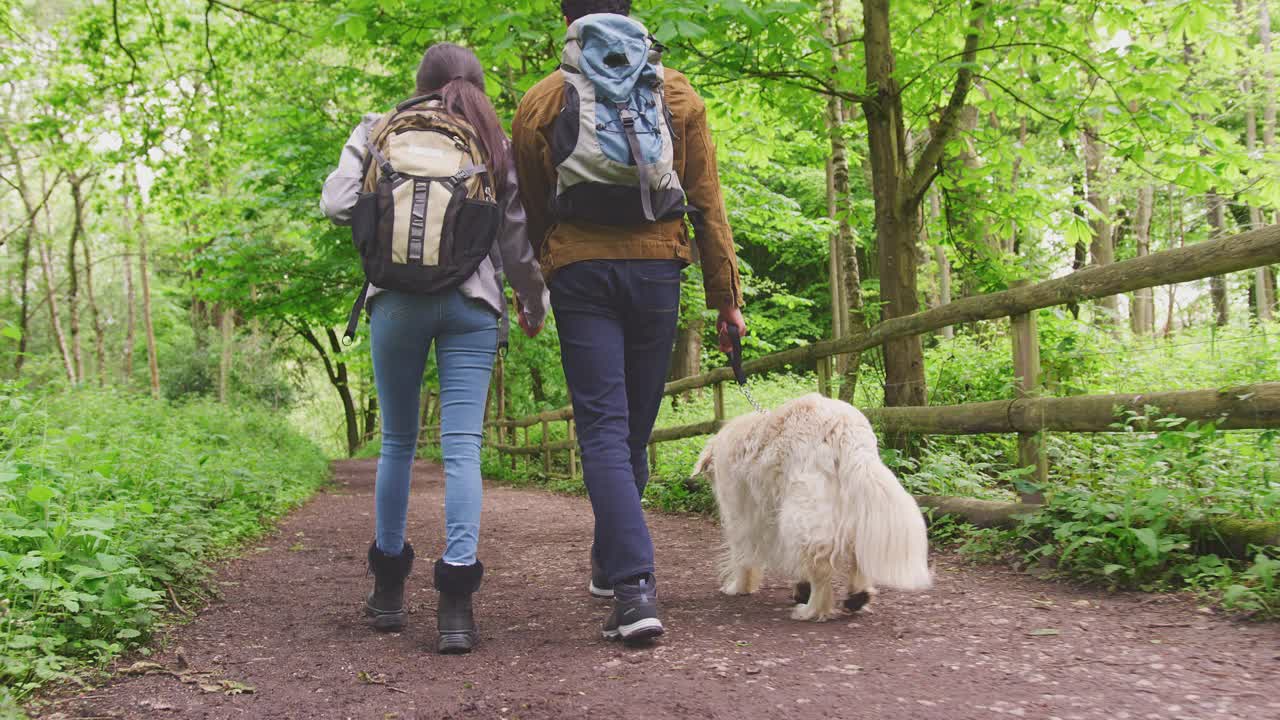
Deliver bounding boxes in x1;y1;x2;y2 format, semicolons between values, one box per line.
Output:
320;113;550;336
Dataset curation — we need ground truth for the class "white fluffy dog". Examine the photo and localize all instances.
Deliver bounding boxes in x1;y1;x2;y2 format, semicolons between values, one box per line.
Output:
692;393;932;621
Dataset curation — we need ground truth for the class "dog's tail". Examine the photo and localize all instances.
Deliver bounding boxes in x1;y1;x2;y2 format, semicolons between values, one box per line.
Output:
837;437;932;591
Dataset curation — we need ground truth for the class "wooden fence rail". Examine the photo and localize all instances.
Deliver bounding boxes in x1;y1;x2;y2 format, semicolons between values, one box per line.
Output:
419;223;1280;544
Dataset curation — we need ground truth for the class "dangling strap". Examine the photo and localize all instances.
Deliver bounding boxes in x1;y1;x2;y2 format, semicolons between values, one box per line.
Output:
615;102;656;222
366;143;397;182
343;281;371;344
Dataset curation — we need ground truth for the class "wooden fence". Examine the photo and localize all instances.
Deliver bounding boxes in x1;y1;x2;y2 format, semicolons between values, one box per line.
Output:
420;223;1280;549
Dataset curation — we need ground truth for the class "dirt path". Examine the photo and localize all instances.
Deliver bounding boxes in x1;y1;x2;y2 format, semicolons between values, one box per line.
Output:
36;460;1280;720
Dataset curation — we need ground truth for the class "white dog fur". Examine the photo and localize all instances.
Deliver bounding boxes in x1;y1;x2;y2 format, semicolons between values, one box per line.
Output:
692;393;932;621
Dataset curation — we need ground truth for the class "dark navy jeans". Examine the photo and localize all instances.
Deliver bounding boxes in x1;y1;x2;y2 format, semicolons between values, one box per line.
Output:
550;259;684;585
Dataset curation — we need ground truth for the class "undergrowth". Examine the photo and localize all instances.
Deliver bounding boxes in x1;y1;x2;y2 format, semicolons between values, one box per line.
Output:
0;383;328;707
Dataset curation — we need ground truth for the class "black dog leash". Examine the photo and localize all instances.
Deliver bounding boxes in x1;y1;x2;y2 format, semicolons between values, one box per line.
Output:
725;325;765;414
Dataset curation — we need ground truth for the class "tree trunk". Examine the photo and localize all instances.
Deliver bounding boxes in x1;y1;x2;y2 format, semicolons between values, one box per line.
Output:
1131;185;1156;334
65;173;86;383
80;220;108;385
669;311;704;382
38;239;76;383
130;173;162;399
822;0;849;348
362;395;379;446
1206;191;1230;326
1258;0;1277;318
861;0;981;448
218;305;234;402
123;246;136;384
529;365;547;404
928;189;953;339
861;0;915;417
1234;0;1273;321
823;0;866;399
1082;127;1118;324
298;325;361;456
2;132;43;376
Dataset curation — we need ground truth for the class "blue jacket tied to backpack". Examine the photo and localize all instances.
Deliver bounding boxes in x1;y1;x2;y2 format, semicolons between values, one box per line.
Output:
551;14;687;225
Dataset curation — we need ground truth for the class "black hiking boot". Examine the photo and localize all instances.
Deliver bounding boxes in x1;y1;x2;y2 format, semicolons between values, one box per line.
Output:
434;559;483;655
589;545;613;599
602;573;664;644
365;541;414;632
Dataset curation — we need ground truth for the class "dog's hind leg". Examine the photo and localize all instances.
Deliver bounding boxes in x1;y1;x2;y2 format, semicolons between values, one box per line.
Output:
843;563;876;612
791;563;837;621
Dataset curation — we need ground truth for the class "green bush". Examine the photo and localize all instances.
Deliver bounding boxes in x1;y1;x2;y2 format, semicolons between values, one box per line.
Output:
0;384;328;699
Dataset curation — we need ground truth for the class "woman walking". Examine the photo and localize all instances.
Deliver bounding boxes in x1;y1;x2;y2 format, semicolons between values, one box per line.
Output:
321;43;548;654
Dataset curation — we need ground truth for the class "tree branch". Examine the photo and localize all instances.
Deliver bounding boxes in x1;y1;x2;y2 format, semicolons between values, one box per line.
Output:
293;322;339;385
903;5;984;210
206;0;307;36
111;0;141;85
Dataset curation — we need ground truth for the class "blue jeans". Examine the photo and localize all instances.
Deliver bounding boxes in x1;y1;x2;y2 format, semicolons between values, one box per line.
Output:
550;259;683;584
369;289;497;565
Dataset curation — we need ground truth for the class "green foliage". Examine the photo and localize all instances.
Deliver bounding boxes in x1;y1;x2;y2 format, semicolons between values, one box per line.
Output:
0;384;328;697
952;490;1280;620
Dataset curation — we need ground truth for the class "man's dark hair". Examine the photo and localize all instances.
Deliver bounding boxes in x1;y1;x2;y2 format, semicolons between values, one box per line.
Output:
561;0;631;23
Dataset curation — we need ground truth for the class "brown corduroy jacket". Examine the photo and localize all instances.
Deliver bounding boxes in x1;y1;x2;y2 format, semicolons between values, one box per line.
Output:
511;67;743;310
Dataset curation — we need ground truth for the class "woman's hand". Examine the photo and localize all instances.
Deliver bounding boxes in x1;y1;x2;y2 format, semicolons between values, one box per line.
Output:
515;296;543;339
518;310;543;339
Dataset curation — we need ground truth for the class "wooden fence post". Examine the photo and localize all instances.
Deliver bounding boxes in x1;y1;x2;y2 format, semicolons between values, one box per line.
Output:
817;357;831;398
541;419;551;476
567;419;577;480
1010;279;1048;503
713;382;725;423
522;425;529;475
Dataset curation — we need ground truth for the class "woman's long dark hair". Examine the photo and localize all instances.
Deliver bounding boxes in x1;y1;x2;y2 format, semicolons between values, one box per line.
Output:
416;43;508;190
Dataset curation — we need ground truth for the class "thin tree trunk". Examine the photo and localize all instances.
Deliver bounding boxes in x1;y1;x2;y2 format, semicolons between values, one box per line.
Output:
65;173;86;383
1259;0;1277;317
38;239;76;383
1235;0;1273;321
80;222;108;385
1206;191;1230;326
1082;127;1118;323
1131;185;1156;334
1068;174;1088;320
823;0;865;397
929;191;950;331
218;305;234;402
131;172;162;399
2;132;43;376
362;395;379;446
822;0;848;348
123;246;136;383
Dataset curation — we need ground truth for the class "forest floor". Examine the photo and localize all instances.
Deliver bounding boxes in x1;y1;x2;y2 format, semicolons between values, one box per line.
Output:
33;460;1280;720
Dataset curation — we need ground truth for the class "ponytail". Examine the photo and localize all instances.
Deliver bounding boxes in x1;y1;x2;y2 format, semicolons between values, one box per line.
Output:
415;43;509;192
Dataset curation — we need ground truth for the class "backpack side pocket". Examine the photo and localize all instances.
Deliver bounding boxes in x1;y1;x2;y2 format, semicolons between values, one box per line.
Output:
351;190;378;253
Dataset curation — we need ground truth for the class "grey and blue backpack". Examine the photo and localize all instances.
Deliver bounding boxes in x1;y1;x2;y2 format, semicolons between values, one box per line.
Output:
550;14;689;225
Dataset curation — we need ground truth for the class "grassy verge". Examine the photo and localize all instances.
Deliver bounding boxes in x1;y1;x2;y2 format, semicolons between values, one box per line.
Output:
0;384;329;709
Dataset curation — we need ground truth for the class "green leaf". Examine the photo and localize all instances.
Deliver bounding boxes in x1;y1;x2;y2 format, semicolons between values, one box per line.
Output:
7;635;39;649
344;16;367;40
0;324;20;340
116;628;142;639
26;485;55;504
1131;527;1159;557
676;20;706;37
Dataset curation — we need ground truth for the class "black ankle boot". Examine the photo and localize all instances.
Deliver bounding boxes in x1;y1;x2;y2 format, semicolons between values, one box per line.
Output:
434;559;483;654
365;541;414;632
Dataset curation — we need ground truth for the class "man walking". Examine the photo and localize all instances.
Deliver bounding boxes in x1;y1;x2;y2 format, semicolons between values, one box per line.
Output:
512;0;745;643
